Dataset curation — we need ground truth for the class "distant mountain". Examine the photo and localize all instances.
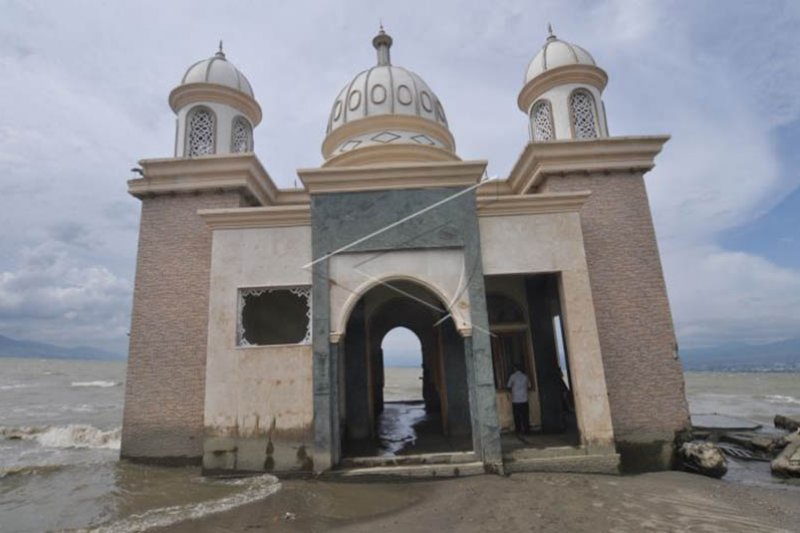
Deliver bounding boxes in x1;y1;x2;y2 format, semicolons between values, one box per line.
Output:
0;334;125;361
681;338;800;372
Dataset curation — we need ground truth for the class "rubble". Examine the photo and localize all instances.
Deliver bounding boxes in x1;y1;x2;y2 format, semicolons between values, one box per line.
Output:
678;441;727;478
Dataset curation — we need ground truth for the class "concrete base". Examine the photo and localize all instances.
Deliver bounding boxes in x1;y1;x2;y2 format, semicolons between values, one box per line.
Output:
503;445;620;474
340;451;478;469
328;461;488;480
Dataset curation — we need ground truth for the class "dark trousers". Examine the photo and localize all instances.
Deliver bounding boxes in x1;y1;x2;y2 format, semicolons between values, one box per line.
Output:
512;401;530;434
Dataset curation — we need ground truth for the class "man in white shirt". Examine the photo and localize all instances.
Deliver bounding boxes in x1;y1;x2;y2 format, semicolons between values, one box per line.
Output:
507;365;531;434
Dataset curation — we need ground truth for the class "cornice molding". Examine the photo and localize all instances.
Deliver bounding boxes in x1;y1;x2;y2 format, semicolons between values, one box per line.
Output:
507;135;670;194
298;160;487;194
477;191;591;217
199;205;311;229
322;143;460;168
518;64;608;113
129;153;279;205
169;83;262;126
321;114;456;159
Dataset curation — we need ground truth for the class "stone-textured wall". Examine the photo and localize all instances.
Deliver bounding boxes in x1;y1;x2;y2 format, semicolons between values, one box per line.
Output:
540;173;691;468
311;187;501;470
121;191;243;463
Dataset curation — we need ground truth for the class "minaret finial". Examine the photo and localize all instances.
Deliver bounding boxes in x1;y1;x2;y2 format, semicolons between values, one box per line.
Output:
216;40;225;58
372;24;393;66
547;23;556;41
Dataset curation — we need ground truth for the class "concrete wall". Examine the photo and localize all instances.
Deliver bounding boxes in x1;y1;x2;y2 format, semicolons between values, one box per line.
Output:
121;191;243;463
202;225;314;473
540;173;691;469
479;211;615;450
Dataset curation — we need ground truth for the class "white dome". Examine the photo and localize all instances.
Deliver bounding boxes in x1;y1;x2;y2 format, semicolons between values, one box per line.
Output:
525;29;596;83
180;45;254;98
327;29;449;134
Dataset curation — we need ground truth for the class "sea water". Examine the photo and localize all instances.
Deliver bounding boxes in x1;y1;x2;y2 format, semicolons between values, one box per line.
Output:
1;359;798;531
0;358;278;532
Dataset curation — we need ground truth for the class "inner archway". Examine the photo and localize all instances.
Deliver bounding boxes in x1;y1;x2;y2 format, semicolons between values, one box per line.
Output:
381;327;423;402
340;280;473;459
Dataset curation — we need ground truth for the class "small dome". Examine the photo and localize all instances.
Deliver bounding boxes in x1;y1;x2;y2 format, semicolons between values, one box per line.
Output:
525;27;596;83
180;43;254;98
327;29;449;134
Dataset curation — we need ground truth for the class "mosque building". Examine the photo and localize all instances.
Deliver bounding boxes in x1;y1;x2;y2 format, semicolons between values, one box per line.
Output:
121;26;691;475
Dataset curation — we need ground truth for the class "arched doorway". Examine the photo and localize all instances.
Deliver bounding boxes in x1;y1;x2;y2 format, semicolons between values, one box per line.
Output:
381;327;423;402
340;280;473;458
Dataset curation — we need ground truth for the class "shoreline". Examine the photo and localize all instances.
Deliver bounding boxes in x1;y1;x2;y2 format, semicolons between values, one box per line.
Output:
157;470;799;533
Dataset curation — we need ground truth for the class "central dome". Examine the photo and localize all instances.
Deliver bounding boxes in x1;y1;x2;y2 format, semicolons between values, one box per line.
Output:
327;29;448;133
322;28;457;167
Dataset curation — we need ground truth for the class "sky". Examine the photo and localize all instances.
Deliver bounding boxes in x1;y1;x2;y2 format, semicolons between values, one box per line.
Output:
0;0;799;363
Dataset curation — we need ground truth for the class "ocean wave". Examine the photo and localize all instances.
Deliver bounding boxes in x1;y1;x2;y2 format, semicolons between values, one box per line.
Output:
0;383;32;390
762;394;800;405
71;381;121;388
87;474;281;533
0;463;65;478
0;424;121;449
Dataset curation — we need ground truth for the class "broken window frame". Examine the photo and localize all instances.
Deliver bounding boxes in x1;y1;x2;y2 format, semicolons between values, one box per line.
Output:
236;285;312;347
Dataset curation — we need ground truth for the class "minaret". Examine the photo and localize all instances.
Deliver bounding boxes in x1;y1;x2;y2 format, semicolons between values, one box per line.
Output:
518;26;609;141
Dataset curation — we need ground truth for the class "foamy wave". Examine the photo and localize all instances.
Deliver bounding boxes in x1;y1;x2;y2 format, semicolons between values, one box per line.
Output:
71;381;121;388
0;463;64;478
0;424;121;449
0;383;32;390
87;474;280;533
763;394;800;405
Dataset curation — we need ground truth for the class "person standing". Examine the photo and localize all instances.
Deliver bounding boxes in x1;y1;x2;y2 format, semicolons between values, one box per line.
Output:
507;365;531;434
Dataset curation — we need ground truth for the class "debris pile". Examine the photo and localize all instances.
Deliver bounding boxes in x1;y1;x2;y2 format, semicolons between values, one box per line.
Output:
680;414;800;479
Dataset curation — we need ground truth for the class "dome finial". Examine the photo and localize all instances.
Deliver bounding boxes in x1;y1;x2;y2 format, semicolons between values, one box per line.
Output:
547;23;557;41
216;40;226;58
372;24;393;66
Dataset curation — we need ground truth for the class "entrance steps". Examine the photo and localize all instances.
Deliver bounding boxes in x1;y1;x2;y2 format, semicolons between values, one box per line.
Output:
503;445;620;474
332;451;485;479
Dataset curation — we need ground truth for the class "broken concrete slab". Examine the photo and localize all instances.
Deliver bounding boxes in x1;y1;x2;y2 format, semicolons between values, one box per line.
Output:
770;431;800;478
774;415;800;432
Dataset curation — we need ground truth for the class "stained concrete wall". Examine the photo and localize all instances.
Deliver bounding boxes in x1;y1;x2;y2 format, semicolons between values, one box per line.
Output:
202;225;314;473
540;173;691;469
479;211;615;450
122;191;243;463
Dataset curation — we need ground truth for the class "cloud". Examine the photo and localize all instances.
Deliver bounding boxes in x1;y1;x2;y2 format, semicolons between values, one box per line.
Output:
0;0;798;354
0;243;131;353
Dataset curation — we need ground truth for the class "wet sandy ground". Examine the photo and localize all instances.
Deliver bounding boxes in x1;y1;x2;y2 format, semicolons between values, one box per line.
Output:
159;470;800;532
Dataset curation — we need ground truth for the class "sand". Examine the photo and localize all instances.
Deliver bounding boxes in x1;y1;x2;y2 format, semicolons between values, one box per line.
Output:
159;471;799;532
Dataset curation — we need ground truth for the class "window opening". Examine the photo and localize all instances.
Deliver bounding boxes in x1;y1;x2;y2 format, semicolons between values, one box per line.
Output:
238;287;311;346
231;116;252;153
570;90;598;139
532;100;554;141
187;107;215;156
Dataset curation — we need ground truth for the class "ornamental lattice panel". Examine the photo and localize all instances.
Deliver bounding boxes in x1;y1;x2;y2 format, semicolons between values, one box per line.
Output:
231;117;252;153
187;108;215;156
570;91;598;139
532;101;554;141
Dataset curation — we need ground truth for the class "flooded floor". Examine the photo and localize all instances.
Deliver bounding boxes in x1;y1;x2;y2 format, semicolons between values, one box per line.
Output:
343;401;472;458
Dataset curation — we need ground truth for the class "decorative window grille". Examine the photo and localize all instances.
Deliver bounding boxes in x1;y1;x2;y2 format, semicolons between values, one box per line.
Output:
231;117;252;153
237;286;312;346
187;107;215;156
531;100;554;141
569;90;598;139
